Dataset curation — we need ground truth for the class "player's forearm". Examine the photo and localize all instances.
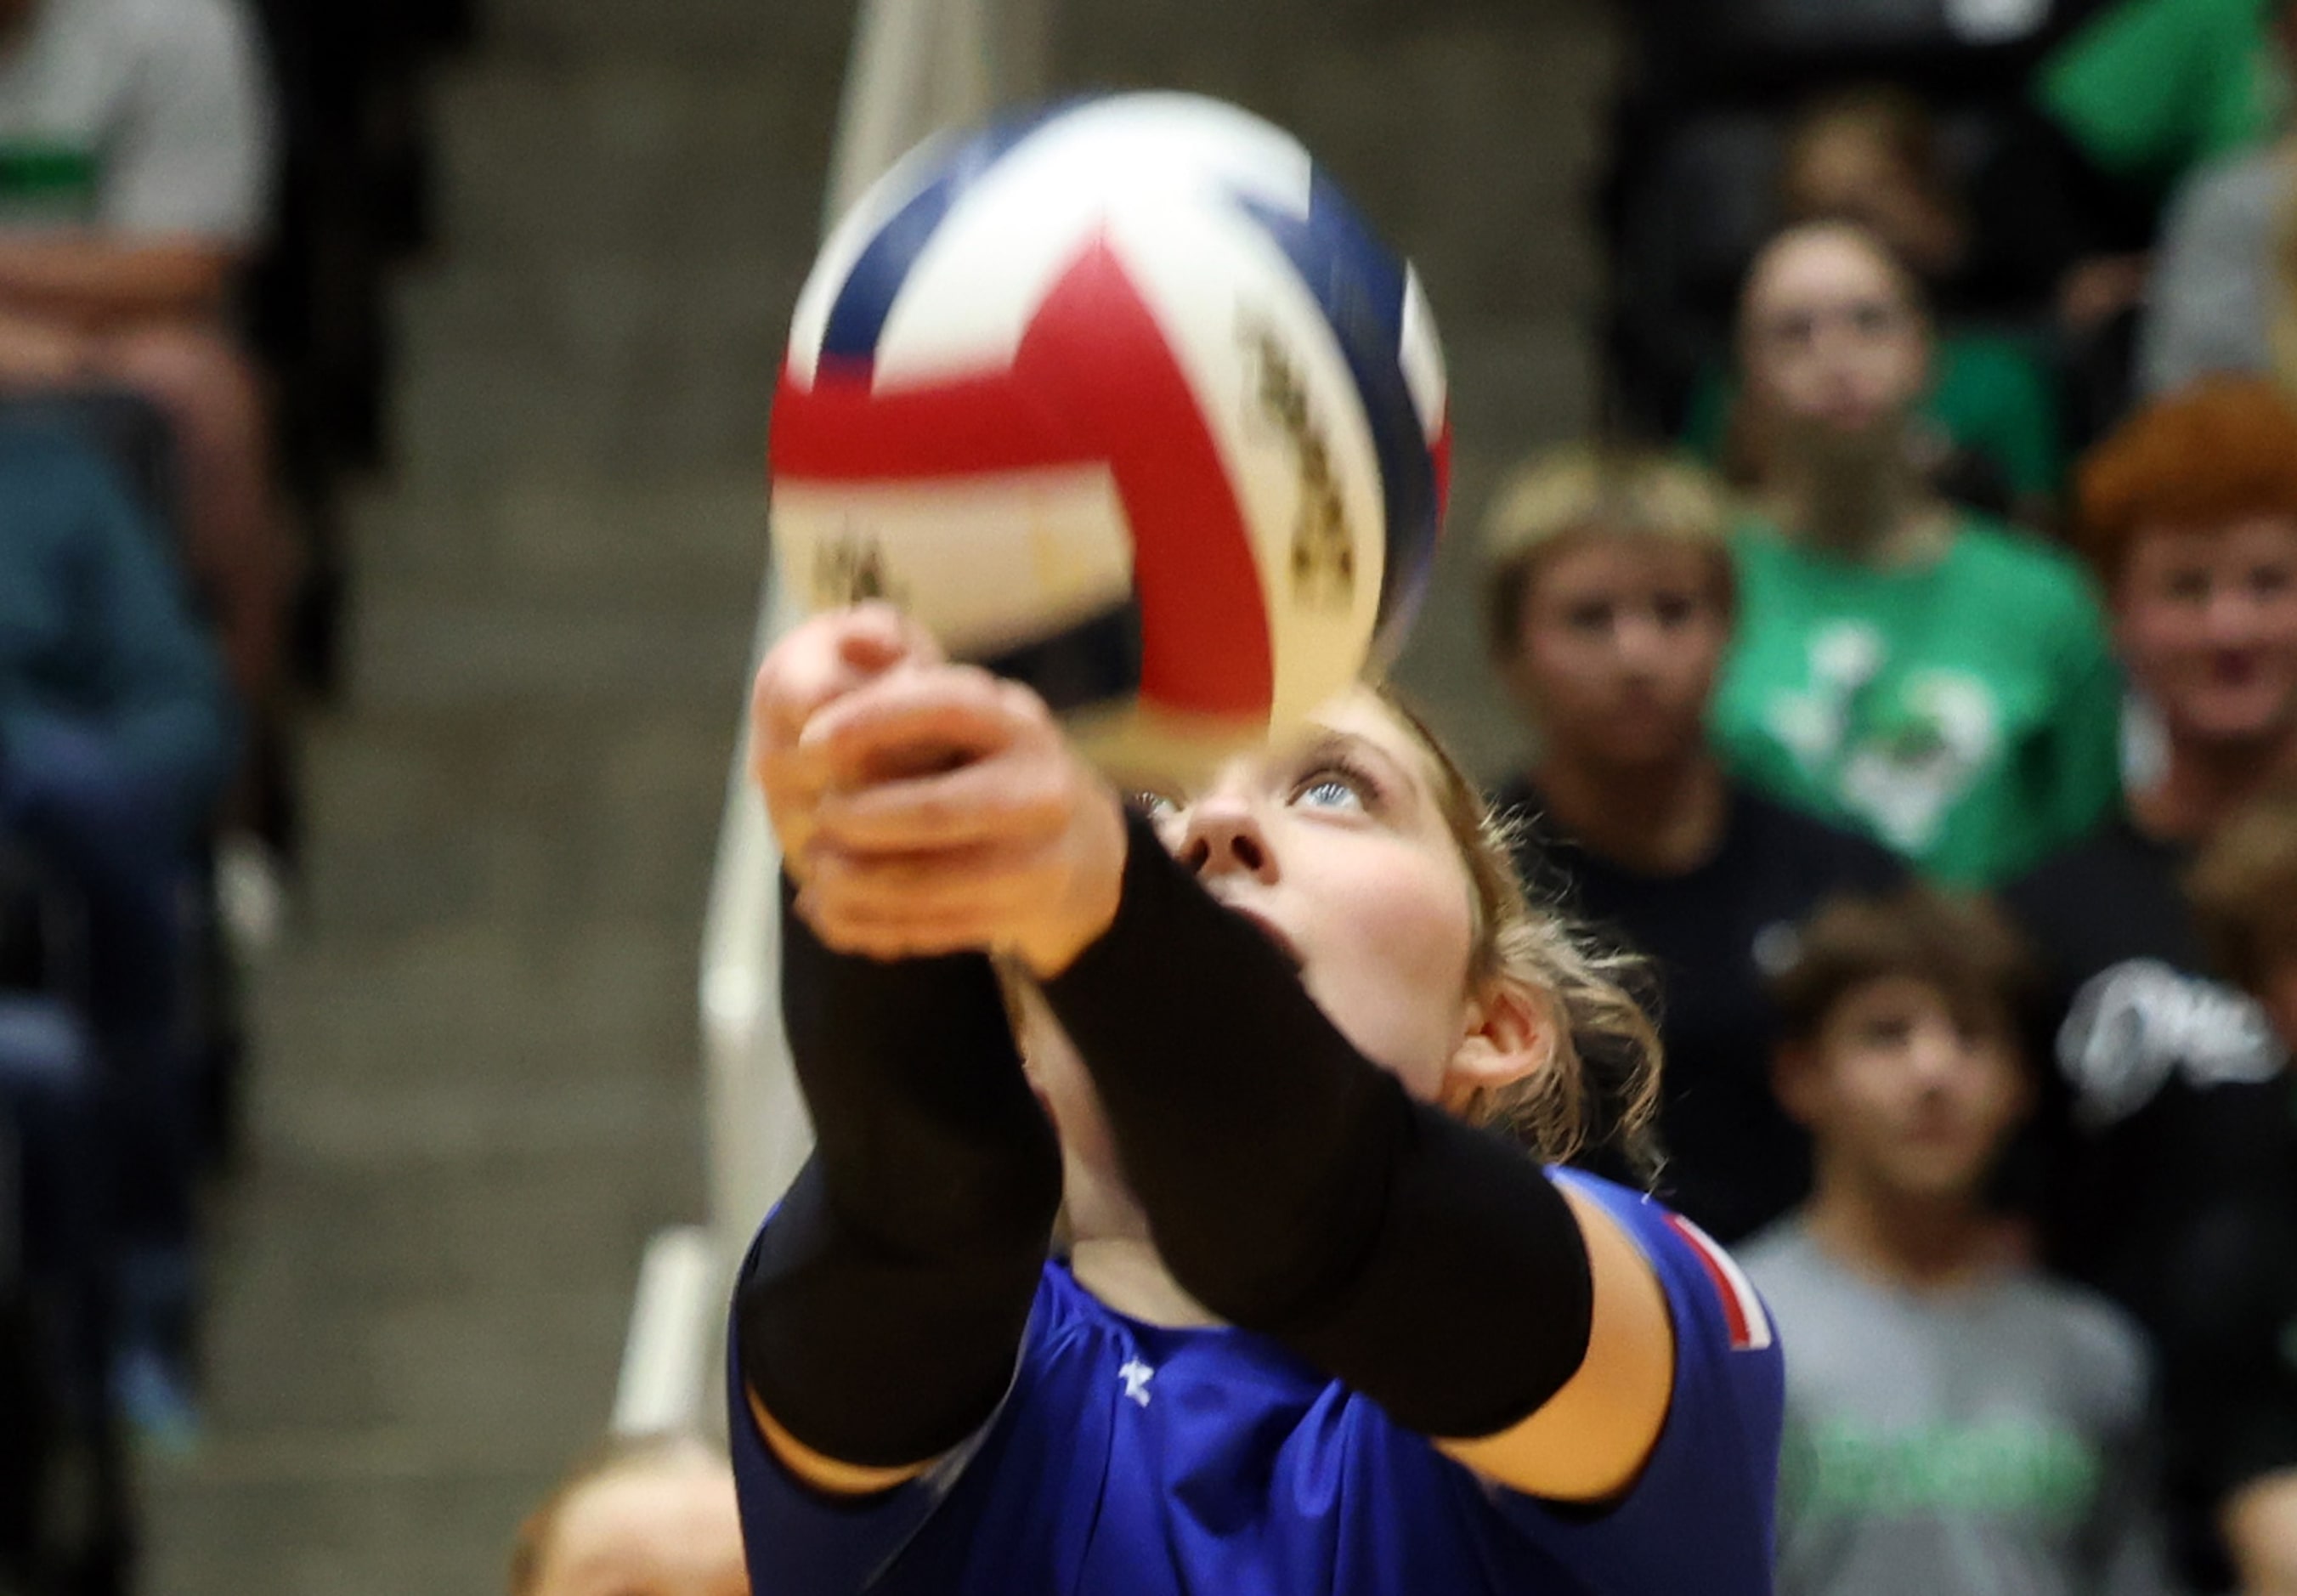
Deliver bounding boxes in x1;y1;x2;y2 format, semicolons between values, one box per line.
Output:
0;236;235;327
735;882;1061;1472
772;874;1058;1247
1043;812;1593;1439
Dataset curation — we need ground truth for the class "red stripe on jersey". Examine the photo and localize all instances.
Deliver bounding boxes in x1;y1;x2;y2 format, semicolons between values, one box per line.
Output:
1663;1213;1773;1352
1429;414;1453;524
770;235;1271;721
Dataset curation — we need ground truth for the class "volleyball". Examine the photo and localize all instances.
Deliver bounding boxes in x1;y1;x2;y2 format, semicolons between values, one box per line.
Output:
768;91;1451;773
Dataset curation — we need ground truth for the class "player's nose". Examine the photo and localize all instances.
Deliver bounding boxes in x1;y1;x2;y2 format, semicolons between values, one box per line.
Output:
1179;795;1277;884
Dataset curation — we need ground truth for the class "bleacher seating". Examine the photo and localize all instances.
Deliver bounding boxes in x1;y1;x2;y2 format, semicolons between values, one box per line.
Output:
0;5;472;1584
0;846;131;1596
246;0;474;699
1612;0;2108;106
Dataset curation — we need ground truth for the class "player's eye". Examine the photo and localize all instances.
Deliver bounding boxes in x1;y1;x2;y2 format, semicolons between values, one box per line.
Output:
1125;790;1180;821
1288;760;1377;814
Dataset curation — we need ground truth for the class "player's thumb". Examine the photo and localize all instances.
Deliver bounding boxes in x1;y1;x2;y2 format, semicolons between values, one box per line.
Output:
835;601;945;675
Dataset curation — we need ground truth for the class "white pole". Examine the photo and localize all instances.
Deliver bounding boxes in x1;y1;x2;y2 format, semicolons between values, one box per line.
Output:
692;0;1058;1310
631;0;1058;1443
610;1226;721;1435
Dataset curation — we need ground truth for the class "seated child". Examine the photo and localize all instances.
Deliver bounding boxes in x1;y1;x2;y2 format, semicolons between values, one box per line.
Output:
512;1432;749;1596
1743;888;2178;1596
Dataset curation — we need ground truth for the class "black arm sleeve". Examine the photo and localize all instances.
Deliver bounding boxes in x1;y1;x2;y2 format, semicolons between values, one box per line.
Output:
1041;813;1595;1440
734;879;1062;1469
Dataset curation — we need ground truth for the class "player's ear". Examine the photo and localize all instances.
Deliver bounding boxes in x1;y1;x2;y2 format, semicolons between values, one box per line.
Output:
1443;976;1556;1111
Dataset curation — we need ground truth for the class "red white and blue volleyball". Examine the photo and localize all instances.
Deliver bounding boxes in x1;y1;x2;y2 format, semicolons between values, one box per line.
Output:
768;92;1451;771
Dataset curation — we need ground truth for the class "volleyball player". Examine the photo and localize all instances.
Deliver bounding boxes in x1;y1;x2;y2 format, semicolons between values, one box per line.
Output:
730;603;1785;1594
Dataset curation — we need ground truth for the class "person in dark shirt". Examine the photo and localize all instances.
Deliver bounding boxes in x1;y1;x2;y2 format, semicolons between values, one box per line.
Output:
1483;446;1902;1242
2181;790;2297;1596
2002;375;2297;1588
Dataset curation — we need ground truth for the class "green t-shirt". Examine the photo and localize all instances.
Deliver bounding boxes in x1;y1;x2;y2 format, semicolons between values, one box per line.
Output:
1684;334;2066;501
2038;0;2289;188
1711;516;2123;886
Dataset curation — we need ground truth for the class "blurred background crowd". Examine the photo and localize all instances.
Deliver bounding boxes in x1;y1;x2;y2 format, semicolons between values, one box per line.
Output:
6;0;2297;1592
0;0;470;1587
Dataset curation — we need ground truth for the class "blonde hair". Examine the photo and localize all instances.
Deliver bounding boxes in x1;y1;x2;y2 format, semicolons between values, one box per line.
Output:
1480;445;1735;659
1373;685;1665;1178
509;1432;729;1596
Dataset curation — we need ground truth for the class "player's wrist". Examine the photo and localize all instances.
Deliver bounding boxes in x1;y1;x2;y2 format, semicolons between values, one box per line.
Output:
1013;778;1129;980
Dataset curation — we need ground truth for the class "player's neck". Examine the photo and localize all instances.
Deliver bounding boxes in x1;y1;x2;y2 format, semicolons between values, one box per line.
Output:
1533;750;1727;876
1069;1237;1224;1330
1803;1169;2015;1293
1061;1152;1224;1328
2134;725;2297;843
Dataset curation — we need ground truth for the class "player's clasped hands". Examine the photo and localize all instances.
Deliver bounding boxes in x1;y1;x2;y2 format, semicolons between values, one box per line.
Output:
751;603;1129;976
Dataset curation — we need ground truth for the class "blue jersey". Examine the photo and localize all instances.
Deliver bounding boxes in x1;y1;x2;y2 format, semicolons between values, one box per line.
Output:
731;1170;1785;1595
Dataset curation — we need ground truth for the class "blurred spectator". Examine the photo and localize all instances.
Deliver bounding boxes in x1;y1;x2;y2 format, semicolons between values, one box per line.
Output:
2023;0;2297;345
0;0;293;710
2180;790;2297;1596
1706;220;2122;886
1481;445;1903;1242
511;1433;749;1596
2137;2;2297;395
1777;84;2040;314
1684;88;2070;518
2038;0;2292;213
1745;886;2178;1596
0;416;235;1435
2003;376;2297;1587
2191;788;2297;1036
